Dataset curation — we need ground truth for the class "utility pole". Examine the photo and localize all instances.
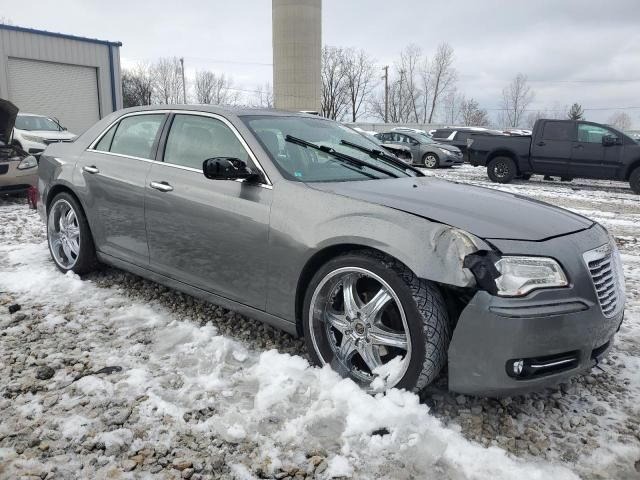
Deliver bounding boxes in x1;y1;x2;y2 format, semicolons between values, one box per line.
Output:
382;65;389;123
180;57;187;104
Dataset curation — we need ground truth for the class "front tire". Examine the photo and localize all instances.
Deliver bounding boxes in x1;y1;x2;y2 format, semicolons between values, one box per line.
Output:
47;193;98;274
423;153;440;169
631;167;640;194
303;251;450;392
487;156;516;183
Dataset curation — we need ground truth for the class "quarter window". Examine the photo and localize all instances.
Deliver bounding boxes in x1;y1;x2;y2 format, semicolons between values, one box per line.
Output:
107;114;165;159
94;124;117;152
577;124;615;144
542;122;574;141
164;114;250;170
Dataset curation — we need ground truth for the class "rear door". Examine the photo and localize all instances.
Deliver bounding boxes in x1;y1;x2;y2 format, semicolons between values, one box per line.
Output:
80;111;167;266
569;123;622;178
530;121;574;176
144;112;272;309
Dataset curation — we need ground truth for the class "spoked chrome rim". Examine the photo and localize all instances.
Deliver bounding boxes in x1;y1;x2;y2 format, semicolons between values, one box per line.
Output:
309;267;411;389
424;155;437;168
48;199;81;269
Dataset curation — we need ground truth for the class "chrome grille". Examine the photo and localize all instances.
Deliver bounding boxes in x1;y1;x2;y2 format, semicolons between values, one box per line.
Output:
583;241;625;318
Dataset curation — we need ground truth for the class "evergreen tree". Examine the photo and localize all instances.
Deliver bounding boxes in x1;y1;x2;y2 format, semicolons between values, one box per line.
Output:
567;103;585;120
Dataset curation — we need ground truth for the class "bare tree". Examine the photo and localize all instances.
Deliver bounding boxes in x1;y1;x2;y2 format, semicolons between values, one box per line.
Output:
607;111;632;130
459;98;490;126
399;45;423;123
194;71;239;105
500;73;534;128
342;48;376;122
442;89;463;124
321;46;349;120
251;82;274;108
153;57;184;104
122;63;154;108
427;43;457;123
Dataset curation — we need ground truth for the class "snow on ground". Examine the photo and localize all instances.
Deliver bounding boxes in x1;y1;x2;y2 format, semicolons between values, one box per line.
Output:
0;165;639;479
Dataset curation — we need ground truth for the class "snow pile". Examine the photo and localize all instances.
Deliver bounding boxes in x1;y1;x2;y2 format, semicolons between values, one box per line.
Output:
0;240;580;479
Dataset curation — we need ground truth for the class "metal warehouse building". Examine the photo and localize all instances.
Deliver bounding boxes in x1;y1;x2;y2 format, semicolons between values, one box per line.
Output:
0;24;122;134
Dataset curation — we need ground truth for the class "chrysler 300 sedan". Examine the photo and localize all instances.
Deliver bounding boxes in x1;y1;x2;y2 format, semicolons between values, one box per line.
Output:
36;106;626;395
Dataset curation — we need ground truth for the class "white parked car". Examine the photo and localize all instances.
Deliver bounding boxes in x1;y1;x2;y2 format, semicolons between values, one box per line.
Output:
12;113;77;155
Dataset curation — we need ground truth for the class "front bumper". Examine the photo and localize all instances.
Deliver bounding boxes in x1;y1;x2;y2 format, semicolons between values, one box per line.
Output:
441;152;464;165
448;291;622;396
0;161;38;192
448;224;624;396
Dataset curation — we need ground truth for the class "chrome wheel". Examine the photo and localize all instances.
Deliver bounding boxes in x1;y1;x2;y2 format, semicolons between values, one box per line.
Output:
424;154;438;168
309;267;411;388
48;199;81;269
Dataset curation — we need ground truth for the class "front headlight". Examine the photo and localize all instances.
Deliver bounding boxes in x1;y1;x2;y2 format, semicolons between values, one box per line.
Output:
438;148;452;155
22;134;45;143
495;256;568;296
17;155;38;170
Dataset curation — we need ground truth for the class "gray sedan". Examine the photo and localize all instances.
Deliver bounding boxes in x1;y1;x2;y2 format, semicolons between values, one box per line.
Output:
37;106;625;395
375;130;464;168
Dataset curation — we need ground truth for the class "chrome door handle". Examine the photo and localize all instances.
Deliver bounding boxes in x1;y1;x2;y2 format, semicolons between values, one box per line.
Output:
83;165;99;174
150;181;174;192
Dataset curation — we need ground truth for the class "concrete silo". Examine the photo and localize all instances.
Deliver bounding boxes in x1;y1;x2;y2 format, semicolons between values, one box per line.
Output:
272;0;321;112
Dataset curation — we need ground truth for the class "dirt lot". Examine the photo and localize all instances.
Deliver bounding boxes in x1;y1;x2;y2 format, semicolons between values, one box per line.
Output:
0;166;639;479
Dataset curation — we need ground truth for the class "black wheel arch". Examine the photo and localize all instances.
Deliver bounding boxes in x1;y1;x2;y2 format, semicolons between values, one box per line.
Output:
625;159;640;180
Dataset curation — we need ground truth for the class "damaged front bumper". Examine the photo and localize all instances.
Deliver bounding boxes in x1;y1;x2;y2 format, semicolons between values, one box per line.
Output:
448;290;622;396
448;224;624;396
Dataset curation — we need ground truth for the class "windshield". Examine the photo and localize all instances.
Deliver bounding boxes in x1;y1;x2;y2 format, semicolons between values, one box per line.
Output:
15;115;62;132
242;115;417;182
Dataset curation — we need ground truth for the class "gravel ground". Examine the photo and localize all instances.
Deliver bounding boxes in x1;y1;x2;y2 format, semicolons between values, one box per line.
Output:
0;167;639;479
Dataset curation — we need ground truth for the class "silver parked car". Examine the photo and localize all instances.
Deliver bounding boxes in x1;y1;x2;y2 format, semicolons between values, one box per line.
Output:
37;106;625;395
375;130;464;168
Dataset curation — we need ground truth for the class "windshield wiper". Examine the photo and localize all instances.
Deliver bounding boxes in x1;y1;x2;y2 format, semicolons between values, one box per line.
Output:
339;140;423;176
285;135;399;178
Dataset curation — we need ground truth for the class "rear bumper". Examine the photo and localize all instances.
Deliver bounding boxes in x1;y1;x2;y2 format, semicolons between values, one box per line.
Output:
448;289;622;396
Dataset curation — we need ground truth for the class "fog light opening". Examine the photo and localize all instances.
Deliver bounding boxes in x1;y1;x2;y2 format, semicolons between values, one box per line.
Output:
512;359;524;376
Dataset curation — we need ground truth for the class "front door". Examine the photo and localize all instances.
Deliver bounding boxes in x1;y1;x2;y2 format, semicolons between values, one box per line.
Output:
530;121;575;176
79;112;167;266
569;123;622;178
144;113;272;309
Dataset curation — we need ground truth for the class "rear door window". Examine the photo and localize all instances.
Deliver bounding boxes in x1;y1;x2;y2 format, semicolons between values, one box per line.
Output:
542;122;574;141
163;114;250;170
107;114;165;159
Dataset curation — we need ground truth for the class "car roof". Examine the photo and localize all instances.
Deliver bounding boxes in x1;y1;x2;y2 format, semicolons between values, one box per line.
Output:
117;104;321;120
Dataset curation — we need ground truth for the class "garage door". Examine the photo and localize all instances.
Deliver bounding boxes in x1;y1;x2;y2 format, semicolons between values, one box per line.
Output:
7;58;100;134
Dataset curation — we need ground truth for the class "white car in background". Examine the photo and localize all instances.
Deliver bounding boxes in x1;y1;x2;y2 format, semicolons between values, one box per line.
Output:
12;113;77;155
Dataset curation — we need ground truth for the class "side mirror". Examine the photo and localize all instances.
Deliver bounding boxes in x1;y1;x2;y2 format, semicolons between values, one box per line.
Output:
202;157;259;181
602;135;617;147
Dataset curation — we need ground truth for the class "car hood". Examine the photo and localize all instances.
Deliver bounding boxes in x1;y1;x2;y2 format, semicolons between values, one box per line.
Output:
308;176;594;242
17;130;77;140
0;99;18;143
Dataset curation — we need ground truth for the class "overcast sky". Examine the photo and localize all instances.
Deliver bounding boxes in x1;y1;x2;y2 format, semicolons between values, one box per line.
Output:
4;0;640;127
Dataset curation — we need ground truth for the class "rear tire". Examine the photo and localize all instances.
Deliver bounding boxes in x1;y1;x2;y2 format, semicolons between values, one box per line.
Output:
47;192;98;274
630;167;640;194
423;153;440;169
487;157;516;183
303;250;450;393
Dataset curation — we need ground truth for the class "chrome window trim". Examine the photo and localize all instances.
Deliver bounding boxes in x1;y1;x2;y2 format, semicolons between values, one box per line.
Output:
85;109;273;187
87;110;172;151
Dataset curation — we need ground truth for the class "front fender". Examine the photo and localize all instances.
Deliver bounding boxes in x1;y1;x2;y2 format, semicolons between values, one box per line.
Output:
265;182;489;322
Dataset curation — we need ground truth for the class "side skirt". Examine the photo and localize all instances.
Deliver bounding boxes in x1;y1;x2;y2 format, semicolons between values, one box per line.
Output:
96;252;299;337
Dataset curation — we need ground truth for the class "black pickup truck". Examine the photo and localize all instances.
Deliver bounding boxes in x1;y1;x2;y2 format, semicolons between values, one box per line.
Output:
467;119;640;193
